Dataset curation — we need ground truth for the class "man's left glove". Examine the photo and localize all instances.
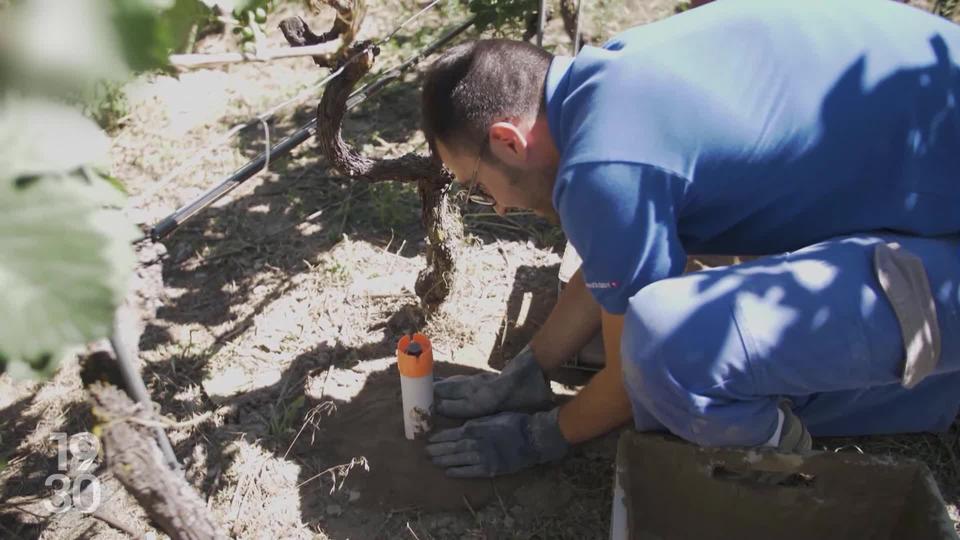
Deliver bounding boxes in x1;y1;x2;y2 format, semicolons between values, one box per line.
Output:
425;407;570;478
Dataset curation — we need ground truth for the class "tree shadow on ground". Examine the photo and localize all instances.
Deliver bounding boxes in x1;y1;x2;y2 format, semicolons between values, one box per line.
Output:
487;263;560;370
288;360;538;538
485;262;599;390
62;21;960;540
485;256;759;389
282;359;616;539
128;65;571;538
0;395;100;539
0;394;47;538
132;329;609;539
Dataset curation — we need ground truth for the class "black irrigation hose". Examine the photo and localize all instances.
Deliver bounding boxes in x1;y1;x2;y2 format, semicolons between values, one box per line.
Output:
110;309;183;474
150;17;476;241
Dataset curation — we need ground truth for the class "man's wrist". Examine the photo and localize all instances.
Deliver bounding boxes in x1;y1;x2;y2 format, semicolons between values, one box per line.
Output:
507;344;548;379
524;342;552;373
556;402;575;443
530;407;570;463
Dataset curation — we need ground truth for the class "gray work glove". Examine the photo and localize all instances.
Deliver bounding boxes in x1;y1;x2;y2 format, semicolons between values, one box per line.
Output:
425;407;569;477
434;344;554;419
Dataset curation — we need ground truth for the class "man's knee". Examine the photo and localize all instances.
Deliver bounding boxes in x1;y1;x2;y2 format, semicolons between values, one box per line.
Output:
620;275;762;445
621;278;694;389
621;276;741;388
621;279;714;411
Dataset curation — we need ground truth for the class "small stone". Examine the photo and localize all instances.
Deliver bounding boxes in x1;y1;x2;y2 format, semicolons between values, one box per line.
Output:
348;490;361;503
503;516;516;528
326;504;343;517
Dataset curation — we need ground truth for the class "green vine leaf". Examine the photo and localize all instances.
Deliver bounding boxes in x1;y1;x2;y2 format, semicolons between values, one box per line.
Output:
0;99;112;182
112;0;211;71
0;0;129;92
0;100;138;380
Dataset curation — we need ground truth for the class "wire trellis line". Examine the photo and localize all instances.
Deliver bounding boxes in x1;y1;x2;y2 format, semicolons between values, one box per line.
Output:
150;16;476;240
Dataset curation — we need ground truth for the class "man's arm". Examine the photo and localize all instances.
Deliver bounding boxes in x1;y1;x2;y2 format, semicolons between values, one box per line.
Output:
425;286;632;476
529;268;602;370
547;162;688;443
557;309;632;443
431;267;599;420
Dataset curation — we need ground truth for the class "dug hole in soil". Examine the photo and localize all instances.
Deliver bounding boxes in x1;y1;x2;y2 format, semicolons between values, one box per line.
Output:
296;361;541;511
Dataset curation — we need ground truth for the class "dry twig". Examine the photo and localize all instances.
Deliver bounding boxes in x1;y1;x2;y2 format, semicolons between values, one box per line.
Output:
297;456;370;493
462;494;481;526
89;383;227;540
406;521;423;540
91;509;141;538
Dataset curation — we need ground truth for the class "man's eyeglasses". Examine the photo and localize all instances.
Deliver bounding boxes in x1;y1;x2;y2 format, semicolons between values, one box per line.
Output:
462;140;496;207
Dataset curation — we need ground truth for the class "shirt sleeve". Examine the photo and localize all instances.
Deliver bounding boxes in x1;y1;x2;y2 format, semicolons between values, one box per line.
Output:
556;161;689;315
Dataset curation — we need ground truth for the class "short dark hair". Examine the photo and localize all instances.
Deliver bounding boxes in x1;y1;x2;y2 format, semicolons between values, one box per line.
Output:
421;39;553;156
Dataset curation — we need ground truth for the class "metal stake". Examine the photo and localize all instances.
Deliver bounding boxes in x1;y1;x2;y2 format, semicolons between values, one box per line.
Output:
537;0;549;46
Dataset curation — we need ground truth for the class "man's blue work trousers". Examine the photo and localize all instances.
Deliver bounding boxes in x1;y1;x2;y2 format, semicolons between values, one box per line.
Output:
621;234;960;447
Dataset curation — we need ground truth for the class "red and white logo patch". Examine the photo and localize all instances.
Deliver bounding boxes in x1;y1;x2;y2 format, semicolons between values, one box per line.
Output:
585;280;619;289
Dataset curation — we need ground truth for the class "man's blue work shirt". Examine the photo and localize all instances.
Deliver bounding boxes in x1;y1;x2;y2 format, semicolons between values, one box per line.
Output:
548;0;960;315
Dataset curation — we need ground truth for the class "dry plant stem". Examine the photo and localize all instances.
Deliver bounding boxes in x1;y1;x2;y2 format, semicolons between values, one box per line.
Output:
493;484;509;519
309;0;364;46
939;433;960;483
522;10;541;42
296;456;370;492
277;15;343;68
281;0;364;66
406;521;423;540
559;0;591;48
124;411;214;430
173;0;364;70
283;16;461;310
462;494;480;525
312;46;451;182
88;383;228;540
415;176;459;309
91;509;141;538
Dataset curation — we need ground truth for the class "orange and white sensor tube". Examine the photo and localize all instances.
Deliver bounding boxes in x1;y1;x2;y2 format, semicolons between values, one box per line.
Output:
397;333;434;440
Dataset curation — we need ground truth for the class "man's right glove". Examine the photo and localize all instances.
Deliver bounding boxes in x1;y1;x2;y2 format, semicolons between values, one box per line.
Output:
426;407;569;477
434;344;554;419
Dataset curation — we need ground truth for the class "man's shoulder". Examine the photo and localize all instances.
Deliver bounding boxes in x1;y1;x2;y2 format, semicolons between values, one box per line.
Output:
601;0;935;53
552;161;688;218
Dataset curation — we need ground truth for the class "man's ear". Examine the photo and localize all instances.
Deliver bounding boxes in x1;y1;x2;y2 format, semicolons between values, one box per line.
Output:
488;121;529;166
